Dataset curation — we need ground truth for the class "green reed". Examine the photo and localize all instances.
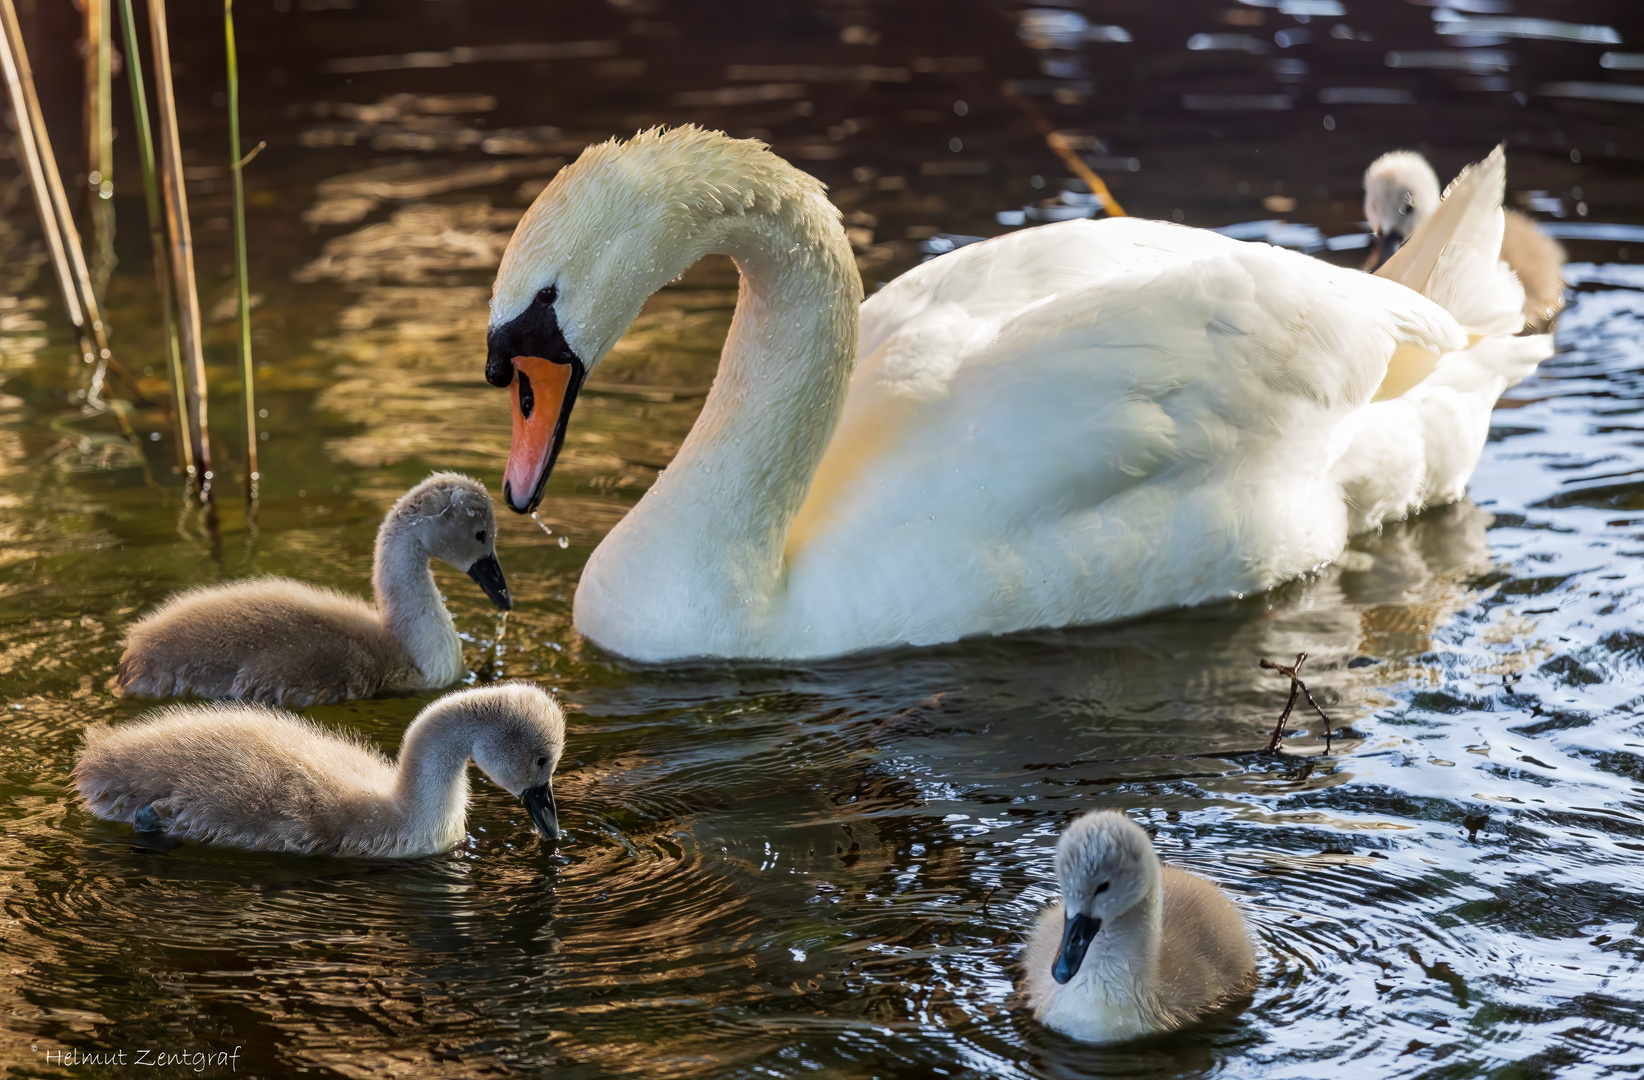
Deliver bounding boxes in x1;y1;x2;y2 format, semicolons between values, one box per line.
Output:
225;0;261;499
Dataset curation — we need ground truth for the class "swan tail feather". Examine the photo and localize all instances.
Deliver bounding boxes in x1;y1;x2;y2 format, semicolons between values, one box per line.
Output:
1375;144;1527;337
1360;144;1550;503
1341;147;1554;532
1335;330;1553;536
1428;332;1555;395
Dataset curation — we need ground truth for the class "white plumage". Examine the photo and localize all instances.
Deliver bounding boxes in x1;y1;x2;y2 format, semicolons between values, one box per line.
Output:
490;129;1550;661
1364;147;1565;330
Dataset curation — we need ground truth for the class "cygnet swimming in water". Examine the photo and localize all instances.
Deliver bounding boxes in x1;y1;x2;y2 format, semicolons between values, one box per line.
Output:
117;472;513;706
1363;149;1565;331
1021;810;1257;1044
72;682;563;857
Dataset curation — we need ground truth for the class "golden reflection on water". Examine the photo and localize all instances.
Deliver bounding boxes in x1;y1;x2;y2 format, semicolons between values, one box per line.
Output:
303;186;737;539
298;202;522;286
2;4;1641;1073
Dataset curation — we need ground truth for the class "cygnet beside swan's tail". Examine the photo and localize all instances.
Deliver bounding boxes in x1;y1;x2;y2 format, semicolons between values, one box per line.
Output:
1332;146;1554;534
1371;144;1555;399
1375;144;1527;339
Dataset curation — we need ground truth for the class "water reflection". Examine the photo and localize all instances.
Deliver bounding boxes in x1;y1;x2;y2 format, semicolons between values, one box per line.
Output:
1;0;1642;1076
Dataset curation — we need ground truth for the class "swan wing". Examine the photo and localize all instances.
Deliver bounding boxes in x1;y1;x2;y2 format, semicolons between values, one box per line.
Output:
1377;143;1526;338
783;219;1467;648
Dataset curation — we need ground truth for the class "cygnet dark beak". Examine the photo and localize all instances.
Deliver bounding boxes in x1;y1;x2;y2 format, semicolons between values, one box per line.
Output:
1370;230;1404;271
1052;912;1101;984
466;551;513;611
523;782;559;841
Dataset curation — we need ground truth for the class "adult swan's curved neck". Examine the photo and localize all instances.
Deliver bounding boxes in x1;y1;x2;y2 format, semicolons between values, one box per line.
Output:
518;132;863;660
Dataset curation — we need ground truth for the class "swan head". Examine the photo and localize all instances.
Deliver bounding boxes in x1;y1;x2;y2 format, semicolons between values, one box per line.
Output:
1050;811;1162;984
389;472;512;610
455;682;567;841
484;124;834;512
1363;150;1441;270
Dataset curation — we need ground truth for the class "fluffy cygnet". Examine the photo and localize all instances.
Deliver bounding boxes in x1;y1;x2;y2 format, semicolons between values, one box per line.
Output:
117;472;513;706
1363;149;1565;331
1022;811;1257;1044
73;682;563;857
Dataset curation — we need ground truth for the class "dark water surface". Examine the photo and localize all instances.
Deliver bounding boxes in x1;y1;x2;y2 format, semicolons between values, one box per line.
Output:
3;1;1643;1076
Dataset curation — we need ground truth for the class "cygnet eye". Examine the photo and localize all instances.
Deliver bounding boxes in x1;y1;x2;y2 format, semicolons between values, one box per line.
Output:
1094;882;1110;896
476;530;487;543
536;285;557;305
536;756;548;767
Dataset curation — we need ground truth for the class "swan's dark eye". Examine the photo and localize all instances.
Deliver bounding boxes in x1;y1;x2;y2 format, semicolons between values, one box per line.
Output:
1094;882;1109;896
476;530;487;543
536;285;557;305
537;756;548;767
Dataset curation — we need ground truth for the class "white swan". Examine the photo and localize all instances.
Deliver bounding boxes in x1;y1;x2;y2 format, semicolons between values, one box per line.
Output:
481;128;1551;662
1021;811;1256;1043
1364;149;1565;331
73;682;563;857
117;472;512;705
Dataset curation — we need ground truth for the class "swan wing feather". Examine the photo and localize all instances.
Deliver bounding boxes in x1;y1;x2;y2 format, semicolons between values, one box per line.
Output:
1376;144;1526;337
783;220;1467;649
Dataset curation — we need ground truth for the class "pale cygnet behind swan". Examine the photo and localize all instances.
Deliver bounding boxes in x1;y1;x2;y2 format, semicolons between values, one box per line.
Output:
72;682;563;857
1022;811;1256;1044
1364;149;1565;331
117;472;512;706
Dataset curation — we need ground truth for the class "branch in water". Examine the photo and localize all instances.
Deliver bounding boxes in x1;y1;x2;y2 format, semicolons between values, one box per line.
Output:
1259;652;1336;754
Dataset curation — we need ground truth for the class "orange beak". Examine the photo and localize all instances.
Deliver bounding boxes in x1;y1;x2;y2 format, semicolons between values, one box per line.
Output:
503;354;584;513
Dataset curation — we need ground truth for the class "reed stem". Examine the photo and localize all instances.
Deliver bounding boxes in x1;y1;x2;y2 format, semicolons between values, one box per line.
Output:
145;0;212;495
0;5;80;331
225;0;258;499
83;0;115;297
118;0;193;473
1000;81;1126;217
0;0;118;383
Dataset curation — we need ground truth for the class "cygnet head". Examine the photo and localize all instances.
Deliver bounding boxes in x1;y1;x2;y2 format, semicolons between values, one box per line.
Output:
1051;811;1163;984
482;125;835;513
1363;150;1441;269
443;681;566;839
386;472;512;610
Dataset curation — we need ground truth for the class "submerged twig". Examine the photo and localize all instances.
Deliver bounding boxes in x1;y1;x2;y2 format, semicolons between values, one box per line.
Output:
118;0;193;472
225;0;258;500
1259;652;1336;753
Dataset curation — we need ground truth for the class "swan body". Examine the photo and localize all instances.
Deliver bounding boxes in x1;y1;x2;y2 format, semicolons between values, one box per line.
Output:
483;128;1550;661
1364;149;1565;330
1021;811;1256;1044
72;682;563;857
117;472;513;705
